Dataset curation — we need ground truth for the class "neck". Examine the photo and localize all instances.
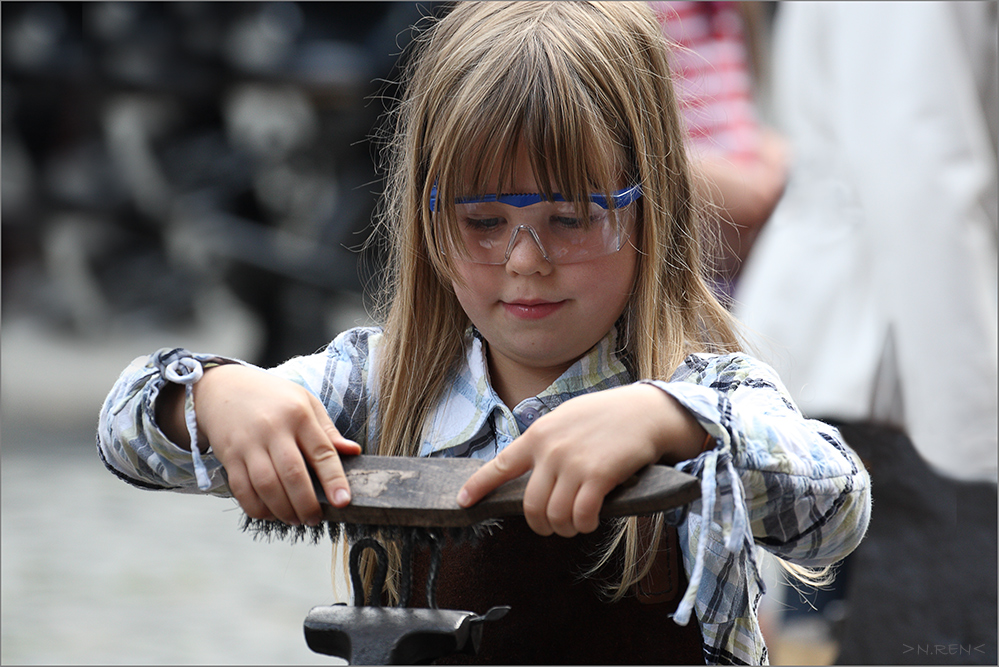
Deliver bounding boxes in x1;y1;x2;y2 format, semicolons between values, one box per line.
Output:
487;352;571;408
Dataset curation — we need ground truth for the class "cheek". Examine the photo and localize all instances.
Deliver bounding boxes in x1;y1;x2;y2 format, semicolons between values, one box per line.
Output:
451;264;494;313
584;247;639;309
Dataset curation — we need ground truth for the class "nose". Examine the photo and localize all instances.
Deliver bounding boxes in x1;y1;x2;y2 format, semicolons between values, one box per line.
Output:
504;226;553;275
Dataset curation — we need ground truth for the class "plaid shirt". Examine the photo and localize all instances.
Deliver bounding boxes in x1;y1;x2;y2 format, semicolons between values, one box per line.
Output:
99;327;870;664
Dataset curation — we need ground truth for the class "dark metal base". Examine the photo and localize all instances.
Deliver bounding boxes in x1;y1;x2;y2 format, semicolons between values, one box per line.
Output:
304;604;510;665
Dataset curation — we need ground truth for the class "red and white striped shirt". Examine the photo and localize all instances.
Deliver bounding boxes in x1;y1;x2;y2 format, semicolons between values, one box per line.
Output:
650;1;761;163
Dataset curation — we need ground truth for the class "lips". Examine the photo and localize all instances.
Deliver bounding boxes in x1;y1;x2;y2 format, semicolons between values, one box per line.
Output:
501;299;566;320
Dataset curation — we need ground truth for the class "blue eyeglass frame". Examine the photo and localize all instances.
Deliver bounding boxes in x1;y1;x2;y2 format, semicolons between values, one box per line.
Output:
428;183;643;212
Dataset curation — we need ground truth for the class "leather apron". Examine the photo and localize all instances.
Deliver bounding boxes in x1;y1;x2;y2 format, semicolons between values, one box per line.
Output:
408;517;704;664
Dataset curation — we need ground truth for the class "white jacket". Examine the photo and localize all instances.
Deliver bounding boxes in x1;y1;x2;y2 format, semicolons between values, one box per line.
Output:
734;1;998;482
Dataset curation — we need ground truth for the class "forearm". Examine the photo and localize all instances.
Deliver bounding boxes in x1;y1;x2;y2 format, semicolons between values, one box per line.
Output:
635;384;710;465
692;130;788;275
155;380;193;450
154;366;232;454
740;417;871;564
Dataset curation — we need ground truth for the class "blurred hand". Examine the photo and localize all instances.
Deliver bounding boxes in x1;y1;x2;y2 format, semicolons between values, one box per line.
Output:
694;128;790;277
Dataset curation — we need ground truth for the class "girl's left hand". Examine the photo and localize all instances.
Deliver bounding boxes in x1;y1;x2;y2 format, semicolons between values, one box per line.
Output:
456;384;708;537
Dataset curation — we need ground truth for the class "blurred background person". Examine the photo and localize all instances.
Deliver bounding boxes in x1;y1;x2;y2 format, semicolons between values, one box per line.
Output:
651;1;788;301
734;2;997;664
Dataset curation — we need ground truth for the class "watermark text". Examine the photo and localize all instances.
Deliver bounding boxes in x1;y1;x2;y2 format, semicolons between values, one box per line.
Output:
902;643;986;657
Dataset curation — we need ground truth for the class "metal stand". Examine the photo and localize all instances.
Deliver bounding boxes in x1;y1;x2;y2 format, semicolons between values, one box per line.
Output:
304;535;509;664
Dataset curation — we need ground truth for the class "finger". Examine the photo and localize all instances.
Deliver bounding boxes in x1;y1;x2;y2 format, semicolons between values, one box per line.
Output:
543;474;580;538
333;439;363;455
303;396;356;508
225;459;275;521
523;466;557;536
457;444;533;508
571;480;609;535
269;440;323;526
310;395;363;456
246;454;300;525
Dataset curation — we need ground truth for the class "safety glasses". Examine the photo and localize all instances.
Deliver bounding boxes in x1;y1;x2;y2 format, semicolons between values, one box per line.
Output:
430;184;641;265
429;184;642;212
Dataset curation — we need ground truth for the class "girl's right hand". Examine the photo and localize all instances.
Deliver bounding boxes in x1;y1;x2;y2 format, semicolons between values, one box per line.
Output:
158;364;361;526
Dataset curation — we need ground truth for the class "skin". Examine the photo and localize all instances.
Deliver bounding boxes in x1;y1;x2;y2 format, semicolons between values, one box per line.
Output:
449;199;640;407
692;128;789;280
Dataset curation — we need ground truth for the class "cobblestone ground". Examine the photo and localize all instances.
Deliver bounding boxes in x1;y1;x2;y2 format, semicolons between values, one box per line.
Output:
2;299;363;665
2;435;346;665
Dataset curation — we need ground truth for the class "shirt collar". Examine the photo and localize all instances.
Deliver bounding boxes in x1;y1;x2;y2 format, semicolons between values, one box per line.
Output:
418;327;633;456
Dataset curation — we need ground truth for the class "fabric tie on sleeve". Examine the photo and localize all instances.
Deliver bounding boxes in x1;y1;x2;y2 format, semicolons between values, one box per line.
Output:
671;444;765;627
153;348;210;491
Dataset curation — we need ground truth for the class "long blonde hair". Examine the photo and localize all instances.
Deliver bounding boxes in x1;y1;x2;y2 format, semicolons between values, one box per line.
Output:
367;1;744;602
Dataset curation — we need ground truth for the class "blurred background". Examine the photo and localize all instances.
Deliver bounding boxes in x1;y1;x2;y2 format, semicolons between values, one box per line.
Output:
2;2;996;666
1;2;433;663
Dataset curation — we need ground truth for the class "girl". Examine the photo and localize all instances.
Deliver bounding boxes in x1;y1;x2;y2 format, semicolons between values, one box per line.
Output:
98;3;870;664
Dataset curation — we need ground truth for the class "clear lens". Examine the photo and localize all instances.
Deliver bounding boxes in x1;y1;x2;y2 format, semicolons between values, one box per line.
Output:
455;199;629;265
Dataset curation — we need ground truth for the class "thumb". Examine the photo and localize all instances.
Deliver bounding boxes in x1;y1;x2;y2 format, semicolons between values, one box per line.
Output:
309;393;362;454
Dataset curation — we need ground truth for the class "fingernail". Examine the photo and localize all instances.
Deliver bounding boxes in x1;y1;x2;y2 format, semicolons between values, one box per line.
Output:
334;488;351;506
456;488;470;507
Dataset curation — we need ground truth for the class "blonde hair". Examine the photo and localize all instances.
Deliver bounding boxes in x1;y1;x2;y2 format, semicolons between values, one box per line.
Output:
365;1;750;603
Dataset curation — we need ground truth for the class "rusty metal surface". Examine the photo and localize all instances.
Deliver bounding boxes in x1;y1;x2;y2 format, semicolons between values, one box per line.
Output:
318;455;701;528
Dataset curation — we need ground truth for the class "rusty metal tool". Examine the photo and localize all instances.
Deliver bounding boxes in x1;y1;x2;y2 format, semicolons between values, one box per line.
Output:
317;454;701;527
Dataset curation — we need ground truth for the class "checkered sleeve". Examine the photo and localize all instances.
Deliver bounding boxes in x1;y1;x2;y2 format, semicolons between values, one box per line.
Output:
641;353;871;659
271;327;378;449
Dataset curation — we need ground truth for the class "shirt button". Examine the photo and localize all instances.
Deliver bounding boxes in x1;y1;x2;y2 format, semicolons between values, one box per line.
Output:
521;407;541;423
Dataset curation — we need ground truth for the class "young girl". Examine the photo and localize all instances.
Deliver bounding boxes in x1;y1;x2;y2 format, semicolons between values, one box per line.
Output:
98;2;870;663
